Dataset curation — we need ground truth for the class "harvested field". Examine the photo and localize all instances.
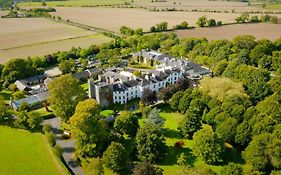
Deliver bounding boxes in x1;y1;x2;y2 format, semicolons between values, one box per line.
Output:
175;23;281;41
52;7;241;32
0;34;111;63
18;0;281;11
0;18;111;62
0;18;94;50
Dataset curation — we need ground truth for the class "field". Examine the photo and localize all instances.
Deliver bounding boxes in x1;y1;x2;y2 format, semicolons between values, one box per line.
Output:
51;7;242;32
176;23;281;41
18;0;281;11
0;126;68;175
0;18;111;63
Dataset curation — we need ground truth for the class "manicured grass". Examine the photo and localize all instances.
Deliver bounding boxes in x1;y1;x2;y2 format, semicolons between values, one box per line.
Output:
32;107;54;119
80;82;89;91
100;110;114;117
0;126;68;175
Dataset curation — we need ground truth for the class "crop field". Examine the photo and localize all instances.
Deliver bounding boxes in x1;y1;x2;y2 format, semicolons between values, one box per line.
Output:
51;7;241;32
18;0;281;11
0;126;68;175
0;18;111;63
175;23;281;41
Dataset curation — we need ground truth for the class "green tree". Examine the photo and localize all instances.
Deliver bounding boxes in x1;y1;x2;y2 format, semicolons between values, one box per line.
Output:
193;125;224;164
133;161;163;175
242;133;272;171
70;99;111;157
196;16;207;27
207;19;216;26
103;142;128;174
83;158;104;175
178;89;193;113
12;91;25;100
0;101;12;123
221;163;243;175
145;108;164;128
114;111;139;137
48;74;86;121
170;91;184;111
179;111;202;139
136;123;166;163
58;59;76;74
216;117;238;142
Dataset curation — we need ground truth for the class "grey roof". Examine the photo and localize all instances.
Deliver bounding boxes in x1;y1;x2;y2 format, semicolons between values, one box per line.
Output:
88;68;102;74
15;74;47;91
123;80;139;88
113;83;127;92
15;80;28;91
72;71;90;79
12;91;49;109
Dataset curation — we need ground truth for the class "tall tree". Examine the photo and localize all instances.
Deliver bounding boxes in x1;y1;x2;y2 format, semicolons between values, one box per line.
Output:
48;74;86;121
114;111;139;137
102;142;128;174
141;89;157;105
133;161;163;175
145;108;164;128
193;125;224;164
70;99;110;157
136;123;166;163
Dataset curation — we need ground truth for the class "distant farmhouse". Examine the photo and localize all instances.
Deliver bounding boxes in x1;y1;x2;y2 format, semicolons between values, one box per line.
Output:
90;50;211;107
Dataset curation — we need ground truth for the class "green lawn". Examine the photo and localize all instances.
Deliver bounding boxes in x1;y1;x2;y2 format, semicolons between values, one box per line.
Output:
128;62;155;70
264;3;281;10
0;126;68;175
32;107;54;119
100;109;114;117
80;82;89;91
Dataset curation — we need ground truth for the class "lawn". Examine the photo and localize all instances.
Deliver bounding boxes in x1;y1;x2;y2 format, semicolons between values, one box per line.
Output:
264;3;281;10
0;126;68;175
155;103;244;175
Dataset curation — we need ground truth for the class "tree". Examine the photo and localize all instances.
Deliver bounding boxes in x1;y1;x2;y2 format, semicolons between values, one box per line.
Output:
177;153;188;167
170;91;184;111
179;111;202;139
155;22;168;32
0;101;12;124
12;91;25;100
114;111;139;137
141;89;157;105
83;158;104;175
145;108;164;128
221;163;243;175
103;142;128;174
242;133;272;171
133;161;163;175
58;59;76;74
216;117;238;142
48;74;86;121
70;99;111;157
178;89;193;114
14;111;43;130
196;16;207;27
136;123;166;163
207;19;216;26
193;125;224;164
250;16;259;23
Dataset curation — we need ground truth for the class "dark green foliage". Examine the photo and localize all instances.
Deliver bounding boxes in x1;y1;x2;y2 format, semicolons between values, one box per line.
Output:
0;0;13;8
14;111;43;130
136;123;166;163
58;59;77;74
46;132;56;147
83;158;104;175
178;89;193;114
221;163;243;175
103;142;128;174
133;161;163;175
53;145;63;158
0;101;12;124
170;91;184;111
179;111;202;139
216;117;238;142
193;125;224;164
114;111;139;137
145;108;164;128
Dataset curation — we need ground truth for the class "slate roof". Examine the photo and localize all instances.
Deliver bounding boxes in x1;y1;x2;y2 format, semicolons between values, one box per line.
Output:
72;71;90;79
12;91;49;109
123;80;139;88
113;83;127;92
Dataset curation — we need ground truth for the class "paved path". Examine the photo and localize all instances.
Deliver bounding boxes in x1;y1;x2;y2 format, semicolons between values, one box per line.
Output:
44;118;84;175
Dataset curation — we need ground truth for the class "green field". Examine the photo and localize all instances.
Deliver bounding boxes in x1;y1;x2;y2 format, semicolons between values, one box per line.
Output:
264;3;281;10
18;0;126;7
0;126;68;175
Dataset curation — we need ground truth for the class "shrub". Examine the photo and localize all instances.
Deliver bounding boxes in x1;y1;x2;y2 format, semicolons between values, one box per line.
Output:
54;145;64;158
42;124;52;134
46;132;56;147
